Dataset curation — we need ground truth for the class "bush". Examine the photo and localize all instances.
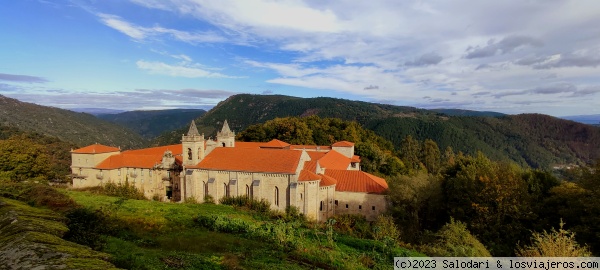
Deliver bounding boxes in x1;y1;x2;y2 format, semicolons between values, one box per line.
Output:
63;207;112;250
330;214;371;238
219;195;270;213
517;221;591;257
422;218;491;257
102;182;146;200
0;182;77;212
204;195;215;204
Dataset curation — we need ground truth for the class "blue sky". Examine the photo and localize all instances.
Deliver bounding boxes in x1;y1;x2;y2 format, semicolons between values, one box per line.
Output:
1;0;600;116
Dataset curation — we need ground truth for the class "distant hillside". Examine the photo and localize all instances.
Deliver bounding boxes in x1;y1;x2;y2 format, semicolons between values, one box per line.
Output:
154;94;600;168
69;108;126;115
0;95;147;149
97;109;206;139
430;109;506;117
561;114;600;125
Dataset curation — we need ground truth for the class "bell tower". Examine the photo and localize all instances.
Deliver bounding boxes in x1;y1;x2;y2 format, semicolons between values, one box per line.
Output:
182;120;205;166
216;119;235;147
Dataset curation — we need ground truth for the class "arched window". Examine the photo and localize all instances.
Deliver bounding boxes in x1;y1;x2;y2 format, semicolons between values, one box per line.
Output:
187;148;192;160
320;201;324;211
204;181;209;196
246;185;250;196
274;187;279;206
222;142;226;147
224;183;229;198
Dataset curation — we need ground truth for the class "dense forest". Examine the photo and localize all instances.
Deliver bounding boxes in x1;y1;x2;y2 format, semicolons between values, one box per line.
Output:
0;95;147;149
97;109;206;139
154;94;600;169
238;116;600;256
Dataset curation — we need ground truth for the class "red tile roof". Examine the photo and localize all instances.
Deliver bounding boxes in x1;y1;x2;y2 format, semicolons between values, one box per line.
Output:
192;148;302;174
332;141;354;147
95;144;182;169
290;145;332;151
324;169;388;194
307;151;327;160
73;144;120;154
318;150;351;170
351;155;361;162
319;173;337;187
298;170;321;181
303;161;317;172
260;139;291;148
234;142;265;149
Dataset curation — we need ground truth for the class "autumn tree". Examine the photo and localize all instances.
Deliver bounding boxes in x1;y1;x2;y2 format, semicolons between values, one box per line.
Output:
0;135;53;182
421;139;441;175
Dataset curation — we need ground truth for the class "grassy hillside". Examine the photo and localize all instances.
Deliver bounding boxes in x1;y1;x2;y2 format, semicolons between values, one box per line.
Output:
97;109;206;139
154;94;600;168
63;190;421;269
0;95;147;149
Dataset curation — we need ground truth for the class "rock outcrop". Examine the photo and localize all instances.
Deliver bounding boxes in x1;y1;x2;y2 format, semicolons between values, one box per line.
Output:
0;198;117;269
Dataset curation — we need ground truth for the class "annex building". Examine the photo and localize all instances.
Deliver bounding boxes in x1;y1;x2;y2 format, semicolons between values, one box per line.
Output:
71;121;389;221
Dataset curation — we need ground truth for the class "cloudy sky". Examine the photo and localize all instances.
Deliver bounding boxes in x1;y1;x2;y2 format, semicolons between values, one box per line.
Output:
1;0;599;116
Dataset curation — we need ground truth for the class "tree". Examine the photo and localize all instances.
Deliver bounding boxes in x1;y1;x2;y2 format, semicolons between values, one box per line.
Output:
387;172;444;241
0;135;53;182
399;136;421;172
517;221;591;257
422;139;441;174
442;153;533;255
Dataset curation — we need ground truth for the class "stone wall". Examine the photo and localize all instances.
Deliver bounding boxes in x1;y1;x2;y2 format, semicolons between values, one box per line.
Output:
334;192;387;221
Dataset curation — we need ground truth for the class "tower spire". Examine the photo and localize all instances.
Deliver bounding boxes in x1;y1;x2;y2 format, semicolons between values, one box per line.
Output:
187;120;200;136
221;119;232;135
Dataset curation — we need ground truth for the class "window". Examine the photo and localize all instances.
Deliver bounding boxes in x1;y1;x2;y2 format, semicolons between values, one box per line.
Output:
372;206;376;211
334;200;338;206
345;204;349;209
187;148;192;160
320;201;324;211
224;183;229;198
204;182;209;196
274;187;279;206
359;205;362;210
300;193;303;200
351;163;356;168
246;185;250;196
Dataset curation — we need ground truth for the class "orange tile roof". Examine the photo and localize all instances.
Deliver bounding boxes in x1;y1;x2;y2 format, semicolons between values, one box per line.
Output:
95;144;183;169
260;139;291;148
332;141;354;147
234;142;265;148
73;144;120;154
324;169;388;194
351;155;361;162
307;151;327;160
122;144;182;156
192;148;302;174
290;145;332;151
318;150;351;170
298;170;321;181
319;173;337;187
303;161;317;173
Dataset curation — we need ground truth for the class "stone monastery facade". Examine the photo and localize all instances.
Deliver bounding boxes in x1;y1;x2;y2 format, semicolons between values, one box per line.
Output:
71;121;389;221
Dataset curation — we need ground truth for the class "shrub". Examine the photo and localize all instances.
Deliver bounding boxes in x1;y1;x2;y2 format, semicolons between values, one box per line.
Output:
184;196;198;204
219;195;270;213
102;182;146;200
64;207;112;250
331;214;371;238
372;215;401;242
0;182;77;212
422;218;491;257
204;195;215;204
517;221;591;257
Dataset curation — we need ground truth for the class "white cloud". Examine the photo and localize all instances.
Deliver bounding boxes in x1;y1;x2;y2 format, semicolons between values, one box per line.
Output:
136;60;242;78
98;13;226;44
125;0;600;114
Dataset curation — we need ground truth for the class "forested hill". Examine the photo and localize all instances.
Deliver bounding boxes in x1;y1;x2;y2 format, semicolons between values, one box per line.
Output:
97;109;206;139
154;94;600;168
0;95;147;149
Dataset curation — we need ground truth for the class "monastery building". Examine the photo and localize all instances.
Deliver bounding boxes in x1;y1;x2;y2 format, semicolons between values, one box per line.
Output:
71;121;389;221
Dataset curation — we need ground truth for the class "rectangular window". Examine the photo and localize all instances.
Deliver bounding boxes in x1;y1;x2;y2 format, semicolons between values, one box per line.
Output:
345;204;349;209
320;201;323;211
359;205;362;210
334;200;338;206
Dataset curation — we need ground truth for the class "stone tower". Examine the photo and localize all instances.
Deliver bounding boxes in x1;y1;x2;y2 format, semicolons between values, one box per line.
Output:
216;119;235;147
182;120;205;166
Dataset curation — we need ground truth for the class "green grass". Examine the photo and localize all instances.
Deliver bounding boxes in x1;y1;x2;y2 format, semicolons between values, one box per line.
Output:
62;189;422;269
